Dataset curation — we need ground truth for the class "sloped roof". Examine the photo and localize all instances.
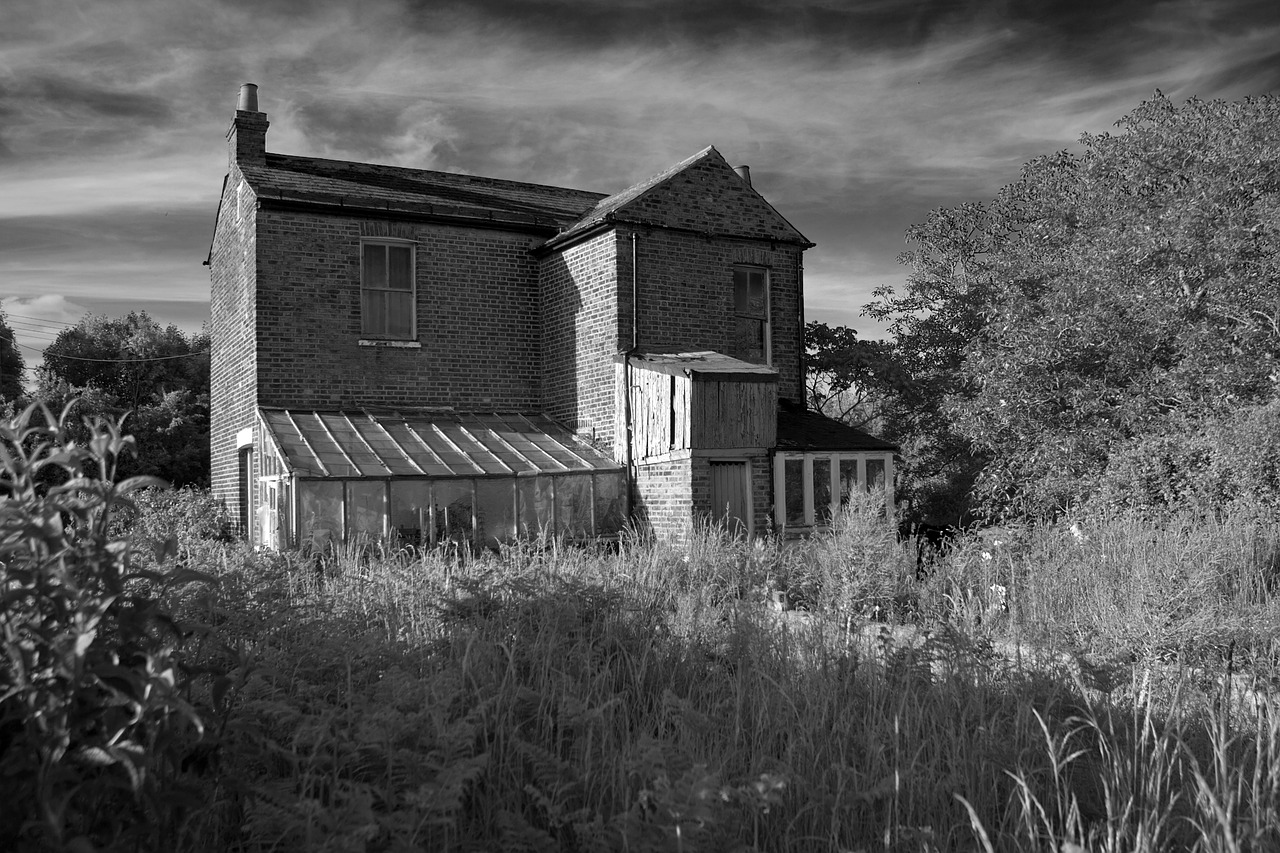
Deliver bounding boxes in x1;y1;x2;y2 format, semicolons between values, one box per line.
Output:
240;153;605;230
627;350;778;382
546;146;812;249
775;404;898;452
259;409;622;479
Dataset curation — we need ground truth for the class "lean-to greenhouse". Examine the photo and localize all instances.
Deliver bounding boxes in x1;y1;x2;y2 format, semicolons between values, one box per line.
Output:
248;409;626;550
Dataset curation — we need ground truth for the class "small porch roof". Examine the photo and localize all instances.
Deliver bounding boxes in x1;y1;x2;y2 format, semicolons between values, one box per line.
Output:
259;409;622;479
775;404;898;453
626;350;778;382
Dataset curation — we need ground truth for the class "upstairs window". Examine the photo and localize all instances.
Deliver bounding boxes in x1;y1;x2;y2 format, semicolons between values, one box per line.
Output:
730;265;769;365
361;240;415;339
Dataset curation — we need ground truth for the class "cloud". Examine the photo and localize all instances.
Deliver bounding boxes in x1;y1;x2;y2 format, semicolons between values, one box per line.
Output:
0;0;1277;342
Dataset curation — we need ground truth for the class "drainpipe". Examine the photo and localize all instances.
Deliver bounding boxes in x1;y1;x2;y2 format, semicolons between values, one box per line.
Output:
796;250;805;409
622;231;639;519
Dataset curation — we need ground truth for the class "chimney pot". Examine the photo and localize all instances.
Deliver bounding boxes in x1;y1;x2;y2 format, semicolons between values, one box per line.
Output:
734;165;751;187
237;83;259;112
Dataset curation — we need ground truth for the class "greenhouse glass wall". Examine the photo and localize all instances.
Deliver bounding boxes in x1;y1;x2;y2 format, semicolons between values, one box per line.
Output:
256;409;626;549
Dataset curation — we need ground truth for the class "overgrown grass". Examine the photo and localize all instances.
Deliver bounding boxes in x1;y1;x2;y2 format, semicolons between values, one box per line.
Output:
5;412;1280;850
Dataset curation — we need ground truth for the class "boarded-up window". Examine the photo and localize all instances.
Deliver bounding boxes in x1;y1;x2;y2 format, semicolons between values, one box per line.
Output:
730;266;769;364
361;241;415;339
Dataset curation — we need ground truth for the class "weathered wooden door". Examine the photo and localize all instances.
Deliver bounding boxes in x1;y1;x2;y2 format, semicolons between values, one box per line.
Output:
709;460;750;537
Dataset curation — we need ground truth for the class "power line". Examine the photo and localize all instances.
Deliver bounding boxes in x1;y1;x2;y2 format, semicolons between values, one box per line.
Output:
2;312;75;330
0;333;209;364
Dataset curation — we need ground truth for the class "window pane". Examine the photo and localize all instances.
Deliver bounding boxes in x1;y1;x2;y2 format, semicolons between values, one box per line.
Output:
734;267;750;313
299;480;343;547
733;267;766;317
555;475;593;538
732;316;765;362
363;244;387;288
839;459;858;507
594;473;626;536
519;476;555;537
784;458;805;526
362;289;388;336
390;480;431;546
866;458;886;491
385;291;413;339
476;478;516;547
434;480;473;543
388;246;412;290
348;481;387;538
813;457;832;523
747;269;765;312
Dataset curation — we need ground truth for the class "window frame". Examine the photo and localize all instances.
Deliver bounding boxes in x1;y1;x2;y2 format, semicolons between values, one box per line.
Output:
731;264;771;365
772;450;895;530
359;238;418;341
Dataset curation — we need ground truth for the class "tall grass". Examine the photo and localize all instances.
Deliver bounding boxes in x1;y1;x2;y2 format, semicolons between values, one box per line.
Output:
4;413;1279;850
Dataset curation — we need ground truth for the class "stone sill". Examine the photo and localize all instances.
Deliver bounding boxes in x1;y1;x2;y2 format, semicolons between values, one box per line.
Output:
358;339;422;349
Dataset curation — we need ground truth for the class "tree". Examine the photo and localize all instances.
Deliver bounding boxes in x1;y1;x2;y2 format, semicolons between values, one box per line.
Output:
870;92;1280;519
37;312;211;487
0;307;25;406
804;321;902;430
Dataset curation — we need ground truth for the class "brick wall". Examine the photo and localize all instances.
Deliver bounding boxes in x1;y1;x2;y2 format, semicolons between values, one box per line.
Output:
621;225;803;403
540;230;621;447
209;169;258;527
254;210;543;410
633;456;693;541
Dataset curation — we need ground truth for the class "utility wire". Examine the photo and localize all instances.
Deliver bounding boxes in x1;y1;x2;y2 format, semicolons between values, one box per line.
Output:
0;333;208;363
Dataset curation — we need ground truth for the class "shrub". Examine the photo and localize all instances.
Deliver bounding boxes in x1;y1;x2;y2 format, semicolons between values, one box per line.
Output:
0;403;210;850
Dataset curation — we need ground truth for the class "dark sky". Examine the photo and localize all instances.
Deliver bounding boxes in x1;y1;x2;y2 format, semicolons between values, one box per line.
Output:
3;0;1278;378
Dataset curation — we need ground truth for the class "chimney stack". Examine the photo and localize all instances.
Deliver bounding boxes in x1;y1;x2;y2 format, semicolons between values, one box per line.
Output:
734;165;752;187
236;82;259;112
227;82;268;169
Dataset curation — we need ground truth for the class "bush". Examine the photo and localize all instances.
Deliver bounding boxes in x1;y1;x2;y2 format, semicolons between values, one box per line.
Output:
1094;401;1280;518
0;404;211;850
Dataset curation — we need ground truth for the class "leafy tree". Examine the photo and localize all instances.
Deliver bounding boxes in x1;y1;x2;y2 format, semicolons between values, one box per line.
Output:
870;92;1280;519
37;312;211;487
0;307;25;406
804;321;902;430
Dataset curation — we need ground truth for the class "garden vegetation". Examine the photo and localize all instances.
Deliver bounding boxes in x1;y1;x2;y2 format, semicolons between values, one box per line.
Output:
3;403;1279;851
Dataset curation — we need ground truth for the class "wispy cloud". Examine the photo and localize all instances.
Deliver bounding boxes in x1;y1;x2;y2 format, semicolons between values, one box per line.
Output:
0;0;1276;341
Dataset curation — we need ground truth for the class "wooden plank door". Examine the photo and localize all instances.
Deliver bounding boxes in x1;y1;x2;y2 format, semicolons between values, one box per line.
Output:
709;460;750;537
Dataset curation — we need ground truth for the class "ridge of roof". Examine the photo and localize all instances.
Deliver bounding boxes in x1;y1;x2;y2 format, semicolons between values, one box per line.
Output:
239;152;606;228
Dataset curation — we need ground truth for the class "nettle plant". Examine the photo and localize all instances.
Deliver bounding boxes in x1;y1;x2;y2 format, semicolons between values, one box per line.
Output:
0;403;210;851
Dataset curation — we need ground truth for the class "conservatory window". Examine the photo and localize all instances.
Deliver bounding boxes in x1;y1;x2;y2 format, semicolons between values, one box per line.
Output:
773;452;894;529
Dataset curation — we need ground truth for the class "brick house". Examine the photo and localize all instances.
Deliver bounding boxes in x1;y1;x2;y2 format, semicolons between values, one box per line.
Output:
208;84;895;549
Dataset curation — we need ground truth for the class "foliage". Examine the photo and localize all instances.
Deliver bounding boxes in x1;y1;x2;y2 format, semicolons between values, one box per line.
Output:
0;306;26;405
1093;400;1280;518
37;312;211;488
869;92;1280;519
803;321;904;431
0;403;211;851
6;431;1280;850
